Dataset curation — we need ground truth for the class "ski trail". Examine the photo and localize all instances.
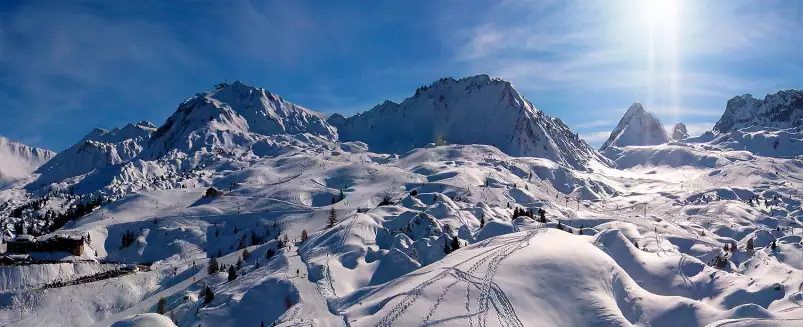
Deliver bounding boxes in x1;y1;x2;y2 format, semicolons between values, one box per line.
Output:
376;230;539;327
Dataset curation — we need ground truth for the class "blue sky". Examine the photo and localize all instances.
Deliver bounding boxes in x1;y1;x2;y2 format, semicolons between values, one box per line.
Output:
1;0;801;151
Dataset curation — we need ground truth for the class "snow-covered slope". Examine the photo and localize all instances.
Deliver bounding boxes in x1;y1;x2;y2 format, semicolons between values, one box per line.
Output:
673;122;690;140
714;90;803;133
0;136;54;183
30;121;155;190
600;103;671;150
4;81;803;327
141;81;336;160
329;75;611;170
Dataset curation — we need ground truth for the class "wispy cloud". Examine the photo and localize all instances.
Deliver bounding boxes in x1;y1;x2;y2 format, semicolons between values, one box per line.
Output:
580;131;611;144
448;0;800;98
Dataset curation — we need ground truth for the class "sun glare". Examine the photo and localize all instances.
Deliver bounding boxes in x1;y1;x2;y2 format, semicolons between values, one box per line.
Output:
644;0;680;34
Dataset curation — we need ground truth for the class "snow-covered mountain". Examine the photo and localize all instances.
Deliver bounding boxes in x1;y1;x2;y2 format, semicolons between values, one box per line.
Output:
672;122;689;140
329;75;611;170
599;103;671;150
3;80;803;326
713;89;803;133
141;81;336;160
31;121;156;187
0;136;54;182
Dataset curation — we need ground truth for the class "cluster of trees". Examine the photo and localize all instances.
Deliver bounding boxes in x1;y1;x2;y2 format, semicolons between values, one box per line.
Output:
444;236;461;255
7;195;107;236
511;207;534;219
46;196;106;233
120;230;137;248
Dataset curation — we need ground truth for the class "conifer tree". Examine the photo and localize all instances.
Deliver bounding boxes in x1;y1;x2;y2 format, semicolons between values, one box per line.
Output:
208;257;219;275
443;237;452;254
771;240;777;251
328;207;337;228
451;236;460;252
228;265;237;281
204;286;215;305
301;229;308;242
480;214;485;228
747;238;755;251
157;297;166;314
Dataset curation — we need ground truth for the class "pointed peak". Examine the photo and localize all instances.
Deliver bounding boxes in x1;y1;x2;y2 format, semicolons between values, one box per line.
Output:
625;102;646;114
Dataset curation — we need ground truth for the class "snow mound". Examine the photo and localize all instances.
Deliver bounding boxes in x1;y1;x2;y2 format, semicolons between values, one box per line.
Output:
110;313;176;327
600;102;671;150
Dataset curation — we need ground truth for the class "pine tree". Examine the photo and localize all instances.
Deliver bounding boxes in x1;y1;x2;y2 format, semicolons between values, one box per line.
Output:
556;221;564;231
328;207;337;228
228;265;237;281
723;243;729;252
204;286;215;305
339;189;345;201
480;214;485;228
266;248;275;259
208;257;219;275
731;241;737;252
237;256;243;270
451;236;460;252
157;297;167;314
747;238;755;251
771;240;777;250
242;248;250;260
301;229;308;242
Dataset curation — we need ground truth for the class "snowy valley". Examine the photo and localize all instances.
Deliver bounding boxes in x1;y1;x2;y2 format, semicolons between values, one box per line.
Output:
0;76;802;327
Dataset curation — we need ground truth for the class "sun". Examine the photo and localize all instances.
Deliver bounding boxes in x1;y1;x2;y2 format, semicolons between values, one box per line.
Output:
643;0;680;35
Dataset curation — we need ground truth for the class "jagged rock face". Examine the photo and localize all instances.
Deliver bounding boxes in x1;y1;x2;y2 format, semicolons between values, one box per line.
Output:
33;122;156;185
713;90;803;133
142;81;336;159
672;123;689;140
600;103;670;150
328;75;610;170
0;137;55;182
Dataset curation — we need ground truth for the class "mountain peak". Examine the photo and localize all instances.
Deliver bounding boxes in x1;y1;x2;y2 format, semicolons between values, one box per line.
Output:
714;89;803;133
672;123;689;140
0;136;55;182
328;75;611;170
600;103;670;150
625;102;646;114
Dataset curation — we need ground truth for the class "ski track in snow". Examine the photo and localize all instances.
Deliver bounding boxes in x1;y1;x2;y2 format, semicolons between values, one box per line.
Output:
376;228;541;327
